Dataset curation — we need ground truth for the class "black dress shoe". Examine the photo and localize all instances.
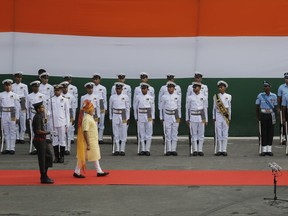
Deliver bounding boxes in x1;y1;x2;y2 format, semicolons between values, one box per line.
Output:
1;150;10;154
145;151;151;156
165;151;171;156
30;150;37;155
113;151;119;156
198;152;204;156
172;151;178;156
120;151;125;156
71;140;75;144
41;177;54;184
139;151;145;156
266;152;273;156
16;140;20;144
53;158;59;163
97;172;109;177
19;140;25;144
222;152;228;156
59;157;64;163
64;150;70;155
260;152;266;156
99;140;104;144
192;151;198;156
215;152;222;156
73;173;85;178
9;150;15;155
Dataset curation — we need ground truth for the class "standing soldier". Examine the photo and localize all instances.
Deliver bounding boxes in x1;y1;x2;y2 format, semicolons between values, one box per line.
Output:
60;81;77;155
159;81;181;156
134;83;155;156
111;73;132;108
109;82;130;156
47;84;70;163
0;79;20;154
27;81;47;154
133;72;155;102
12;71;28;144
63;75;78;144
80;82;100;124
213;81;232;156
186;82;208;156
256;81;277;156
92;73;107;144
187;72;208;98
277;72;288;145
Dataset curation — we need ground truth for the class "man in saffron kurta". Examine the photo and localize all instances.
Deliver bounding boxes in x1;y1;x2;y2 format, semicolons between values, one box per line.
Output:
73;99;109;178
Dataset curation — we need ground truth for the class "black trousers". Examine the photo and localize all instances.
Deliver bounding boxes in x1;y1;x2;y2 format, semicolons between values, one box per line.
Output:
260;113;274;146
33;140;53;174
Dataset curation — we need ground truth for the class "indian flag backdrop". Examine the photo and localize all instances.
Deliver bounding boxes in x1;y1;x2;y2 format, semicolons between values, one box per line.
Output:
1;0;288;136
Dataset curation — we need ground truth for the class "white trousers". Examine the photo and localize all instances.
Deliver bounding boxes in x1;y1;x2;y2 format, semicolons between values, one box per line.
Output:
215;113;229;141
16;111;26;140
52;126;66;147
98;112;105;141
164;121;179;152
189;122;205;152
112;120;127;152
1;113;16;151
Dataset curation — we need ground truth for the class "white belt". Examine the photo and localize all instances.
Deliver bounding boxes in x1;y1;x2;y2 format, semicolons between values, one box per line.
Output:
165;109;176;115
1;107;14;112
261;109;273;114
113;109;123;114
191;110;202;115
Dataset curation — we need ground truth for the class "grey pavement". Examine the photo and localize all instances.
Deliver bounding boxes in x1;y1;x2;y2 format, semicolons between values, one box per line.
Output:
1;137;288;216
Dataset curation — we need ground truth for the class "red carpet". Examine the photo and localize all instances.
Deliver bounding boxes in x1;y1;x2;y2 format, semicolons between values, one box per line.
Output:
1;170;287;186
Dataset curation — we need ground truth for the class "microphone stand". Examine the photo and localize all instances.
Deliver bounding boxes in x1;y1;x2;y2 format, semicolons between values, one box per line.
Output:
264;170;288;205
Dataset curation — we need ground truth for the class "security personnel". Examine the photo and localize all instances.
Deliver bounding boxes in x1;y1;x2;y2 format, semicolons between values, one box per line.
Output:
80;82;100;123
213;81;232;156
111;73;132;108
134;83;155;156
187;72;208;108
12;71;28;144
186;82;208;156
32;101;54;184
0;79;20;154
47;84;70;163
27;80;47;154
277;72;288;144
63;75;78;144
109;82;130;156
158;74;182;111
60;81;77;155
159;81;181;156
256;81;277;156
92;73;107;144
133;72;155;102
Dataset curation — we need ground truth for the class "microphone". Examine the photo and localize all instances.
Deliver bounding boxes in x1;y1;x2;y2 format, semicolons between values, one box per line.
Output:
268;162;282;172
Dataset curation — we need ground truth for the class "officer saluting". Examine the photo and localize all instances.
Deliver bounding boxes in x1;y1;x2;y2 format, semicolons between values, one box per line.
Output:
109;82;130;156
0;79;20;154
159;81;181;156
256;81;277;156
134;83;155;156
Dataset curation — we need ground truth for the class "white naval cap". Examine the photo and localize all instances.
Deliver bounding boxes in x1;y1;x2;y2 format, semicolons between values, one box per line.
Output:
117;73;126;77
2;79;13;85
166;73;175;78
114;82;124;88
192;82;202;87
92;73;101;79
13;71;23;76
30;80;41;86
217;80;228;88
53;84;63;89
84;82;95;88
263;81;272;87
39;72;49;78
166;81;176;87
140;82;150;88
194;72;203;77
63;74;72;79
140;72;149;77
59;81;69;88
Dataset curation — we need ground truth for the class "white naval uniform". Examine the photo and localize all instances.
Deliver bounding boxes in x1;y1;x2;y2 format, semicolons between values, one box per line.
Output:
0;91;20;151
213;93;232;153
12;82;28;141
47;95;70;147
111;83;132;108
62;92;77;151
159;92;181;152
39;83;54;134
134;93;155;152
186;83;208;108
186;92;208;153
133;85;155;102
67;84;78;140
158;83;181;110
93;84;107;141
109;93;130;152
80;93;100;121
